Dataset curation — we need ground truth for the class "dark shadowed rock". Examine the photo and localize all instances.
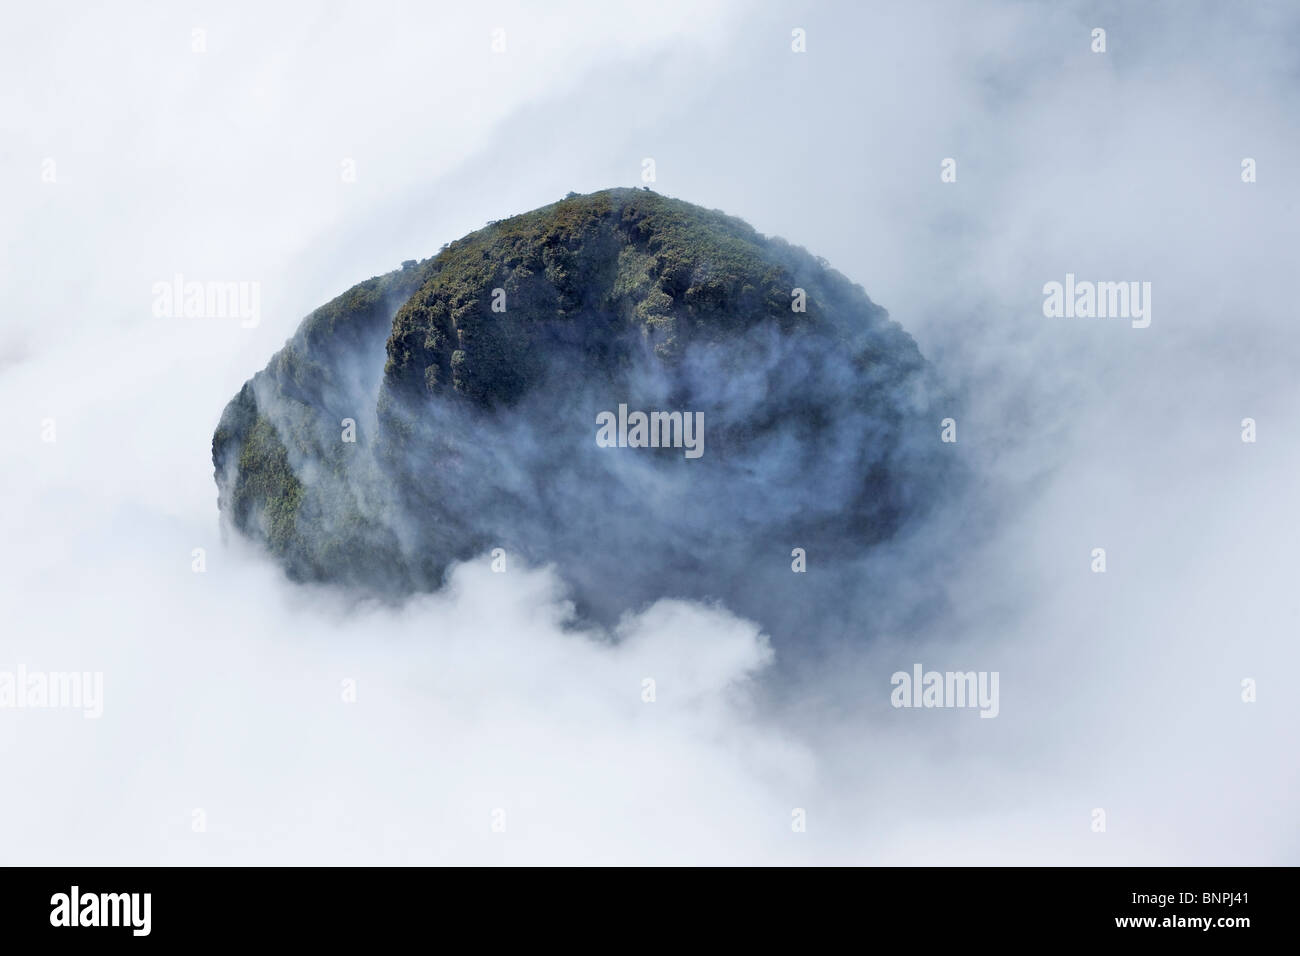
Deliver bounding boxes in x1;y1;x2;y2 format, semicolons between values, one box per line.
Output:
213;188;951;637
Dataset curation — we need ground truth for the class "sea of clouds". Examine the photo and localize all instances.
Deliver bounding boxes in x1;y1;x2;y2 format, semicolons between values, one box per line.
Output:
1;0;1296;864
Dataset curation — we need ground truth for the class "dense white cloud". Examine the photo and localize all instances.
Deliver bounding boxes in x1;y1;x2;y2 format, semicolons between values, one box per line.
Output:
1;0;1296;864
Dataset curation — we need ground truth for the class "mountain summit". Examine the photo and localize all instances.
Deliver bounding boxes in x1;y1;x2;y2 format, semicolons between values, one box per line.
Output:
213;188;947;634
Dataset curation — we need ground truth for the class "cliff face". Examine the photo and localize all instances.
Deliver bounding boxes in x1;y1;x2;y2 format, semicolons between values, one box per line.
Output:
214;188;947;630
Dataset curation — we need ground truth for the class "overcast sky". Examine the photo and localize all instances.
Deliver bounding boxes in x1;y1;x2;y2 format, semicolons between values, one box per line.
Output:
1;0;1297;864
